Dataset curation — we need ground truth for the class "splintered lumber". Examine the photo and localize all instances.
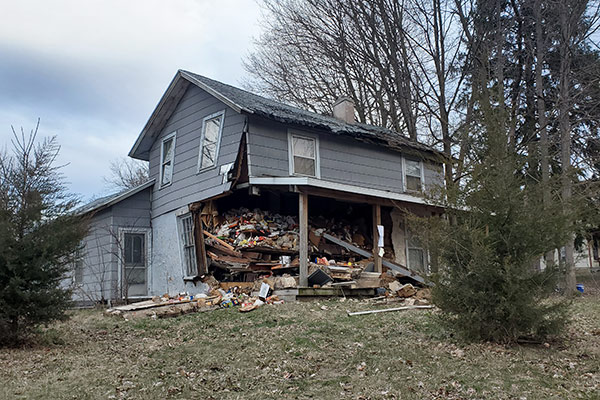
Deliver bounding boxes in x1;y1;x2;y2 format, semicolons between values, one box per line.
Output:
203;230;236;251
206;243;242;258
347;305;433;316
322;233;427;285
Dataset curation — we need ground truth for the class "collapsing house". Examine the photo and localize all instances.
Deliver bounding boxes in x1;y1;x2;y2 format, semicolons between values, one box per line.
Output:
72;70;446;304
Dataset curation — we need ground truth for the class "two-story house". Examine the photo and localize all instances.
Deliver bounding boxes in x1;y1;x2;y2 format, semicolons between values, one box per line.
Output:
73;70;445;303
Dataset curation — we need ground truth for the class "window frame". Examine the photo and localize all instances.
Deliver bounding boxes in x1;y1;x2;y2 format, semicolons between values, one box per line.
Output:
287;130;321;178
72;245;85;285
177;213;198;278
405;230;428;274
197;110;226;173
159;131;177;188
402;156;424;193
117;227;152;299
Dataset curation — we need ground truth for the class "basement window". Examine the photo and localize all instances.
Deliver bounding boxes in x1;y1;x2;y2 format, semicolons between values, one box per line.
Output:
198;111;225;171
404;158;423;192
178;213;198;277
160;132;176;187
288;132;320;177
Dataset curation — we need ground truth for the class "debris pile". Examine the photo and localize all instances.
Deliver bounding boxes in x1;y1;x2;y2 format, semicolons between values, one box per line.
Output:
105;280;287;319
205;207;374;282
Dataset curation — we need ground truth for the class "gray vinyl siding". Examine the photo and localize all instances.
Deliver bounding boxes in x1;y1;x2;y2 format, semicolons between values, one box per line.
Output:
72;188;152;304
73;208;117;303
247;117;444;194
111;188;152;229
148;85;246;217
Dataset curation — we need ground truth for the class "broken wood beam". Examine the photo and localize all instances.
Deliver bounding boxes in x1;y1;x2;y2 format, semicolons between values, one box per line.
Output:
203;230;236;251
347;305;433;316
192;211;208;275
299;192;309;287
321;232;428;285
372;204;382;273
206;243;243;258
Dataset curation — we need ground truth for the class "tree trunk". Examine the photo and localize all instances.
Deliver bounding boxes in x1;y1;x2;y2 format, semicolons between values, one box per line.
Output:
559;6;576;295
534;0;555;268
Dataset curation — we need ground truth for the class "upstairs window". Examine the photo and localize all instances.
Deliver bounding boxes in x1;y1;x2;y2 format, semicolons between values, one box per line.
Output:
404;158;423;192
178;213;198;277
289;133;319;177
198;111;225;171
160;132;176;187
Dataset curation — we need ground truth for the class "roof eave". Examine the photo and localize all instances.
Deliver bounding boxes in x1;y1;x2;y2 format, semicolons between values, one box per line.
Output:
77;179;155;216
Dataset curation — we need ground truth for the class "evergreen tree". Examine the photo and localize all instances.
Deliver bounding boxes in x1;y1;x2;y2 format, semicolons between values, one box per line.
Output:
424;103;572;343
0;122;87;345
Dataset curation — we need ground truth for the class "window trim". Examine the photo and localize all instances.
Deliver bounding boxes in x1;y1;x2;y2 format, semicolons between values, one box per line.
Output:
177;213;198;279
159;131;177;189
402;156;424;193
197;110;226;173
287;130;321;178
117;227;152;299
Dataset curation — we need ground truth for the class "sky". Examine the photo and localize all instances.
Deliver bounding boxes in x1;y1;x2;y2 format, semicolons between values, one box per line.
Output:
0;0;262;201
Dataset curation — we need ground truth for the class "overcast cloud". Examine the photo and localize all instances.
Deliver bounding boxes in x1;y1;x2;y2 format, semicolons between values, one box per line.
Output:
0;0;262;201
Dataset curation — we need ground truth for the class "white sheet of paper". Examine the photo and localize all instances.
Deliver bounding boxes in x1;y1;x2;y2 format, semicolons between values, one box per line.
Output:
379;247;385;257
377;225;384;248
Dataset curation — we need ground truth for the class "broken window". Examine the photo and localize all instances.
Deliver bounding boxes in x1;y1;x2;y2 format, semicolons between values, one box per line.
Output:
290;134;318;177
198;111;225;171
160;132;176;187
404;158;422;192
178;213;198;277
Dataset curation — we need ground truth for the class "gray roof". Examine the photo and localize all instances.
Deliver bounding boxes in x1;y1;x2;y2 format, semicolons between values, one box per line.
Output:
74;180;154;216
129;70;442;160
181;71;438;155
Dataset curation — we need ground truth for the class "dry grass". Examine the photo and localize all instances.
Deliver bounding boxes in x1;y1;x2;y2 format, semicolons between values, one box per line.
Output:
1;275;599;399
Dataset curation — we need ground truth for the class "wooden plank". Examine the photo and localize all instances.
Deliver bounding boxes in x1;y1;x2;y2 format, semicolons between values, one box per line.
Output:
203;230;235;251
299;192;309;287
347;305;433;316
321;233;427;285
206;243;242;258
373;204;382;273
193;211;208;275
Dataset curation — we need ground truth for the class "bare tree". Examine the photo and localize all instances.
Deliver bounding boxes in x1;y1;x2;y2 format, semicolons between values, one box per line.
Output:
103;157;149;191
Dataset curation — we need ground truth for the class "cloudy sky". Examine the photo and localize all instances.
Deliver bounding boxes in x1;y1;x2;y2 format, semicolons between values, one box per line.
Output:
0;0;262;201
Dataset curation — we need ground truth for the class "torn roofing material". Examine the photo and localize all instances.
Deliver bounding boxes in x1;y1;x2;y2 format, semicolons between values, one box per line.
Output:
73;180;154;216
129;70;443;160
180;71;440;156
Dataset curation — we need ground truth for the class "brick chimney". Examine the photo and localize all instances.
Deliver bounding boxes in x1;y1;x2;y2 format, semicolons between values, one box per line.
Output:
333;96;355;124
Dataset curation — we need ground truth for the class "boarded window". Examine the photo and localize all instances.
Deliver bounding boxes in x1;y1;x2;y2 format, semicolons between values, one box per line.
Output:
198;112;224;171
178;214;198;276
405;159;422;192
290;135;317;177
160;133;176;187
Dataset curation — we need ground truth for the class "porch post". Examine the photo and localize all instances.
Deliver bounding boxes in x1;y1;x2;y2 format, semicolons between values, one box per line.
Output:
299;192;309;287
373;204;382;273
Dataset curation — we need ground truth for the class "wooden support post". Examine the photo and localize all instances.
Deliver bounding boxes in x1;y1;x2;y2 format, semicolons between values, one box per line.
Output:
299;192;309;287
373;204;382;273
192;210;208;275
